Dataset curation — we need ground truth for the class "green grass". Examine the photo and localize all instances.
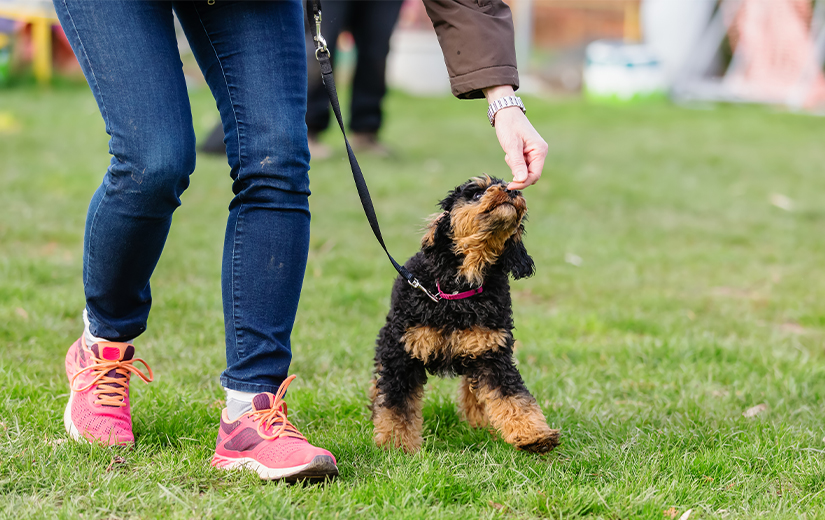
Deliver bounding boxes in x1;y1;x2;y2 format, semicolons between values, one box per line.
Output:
2;85;825;519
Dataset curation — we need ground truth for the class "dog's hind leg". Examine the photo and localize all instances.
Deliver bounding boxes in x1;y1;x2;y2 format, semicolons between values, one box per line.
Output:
471;357;560;454
457;376;489;428
371;347;427;453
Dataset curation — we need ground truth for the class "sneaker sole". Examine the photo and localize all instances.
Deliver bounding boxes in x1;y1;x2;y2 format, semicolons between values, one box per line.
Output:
63;391;83;442
211;454;338;482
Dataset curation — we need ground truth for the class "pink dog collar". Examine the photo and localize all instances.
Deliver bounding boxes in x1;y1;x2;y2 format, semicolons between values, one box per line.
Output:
436;280;484;300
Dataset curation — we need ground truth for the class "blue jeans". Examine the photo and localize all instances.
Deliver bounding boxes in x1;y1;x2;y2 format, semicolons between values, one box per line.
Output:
54;0;311;393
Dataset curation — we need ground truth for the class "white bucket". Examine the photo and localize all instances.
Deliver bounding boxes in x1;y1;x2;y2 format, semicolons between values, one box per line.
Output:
584;40;667;101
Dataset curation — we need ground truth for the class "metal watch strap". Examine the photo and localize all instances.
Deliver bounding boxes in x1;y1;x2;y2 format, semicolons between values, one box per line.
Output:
487;95;525;126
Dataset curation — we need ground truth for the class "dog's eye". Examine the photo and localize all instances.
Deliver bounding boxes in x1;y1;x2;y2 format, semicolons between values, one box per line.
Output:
473;192;484;201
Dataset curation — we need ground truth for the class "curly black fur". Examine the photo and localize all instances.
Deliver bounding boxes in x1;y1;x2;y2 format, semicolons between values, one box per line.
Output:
371;176;559;454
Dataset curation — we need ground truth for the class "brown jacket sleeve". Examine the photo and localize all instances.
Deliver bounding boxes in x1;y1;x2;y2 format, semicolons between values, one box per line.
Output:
422;0;519;99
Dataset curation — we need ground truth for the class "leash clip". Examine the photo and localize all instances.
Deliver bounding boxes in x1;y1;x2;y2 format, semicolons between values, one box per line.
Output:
408;278;441;303
313;12;329;59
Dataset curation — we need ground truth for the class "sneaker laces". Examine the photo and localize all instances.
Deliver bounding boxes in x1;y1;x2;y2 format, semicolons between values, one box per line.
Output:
250;375;307;441
70;357;154;407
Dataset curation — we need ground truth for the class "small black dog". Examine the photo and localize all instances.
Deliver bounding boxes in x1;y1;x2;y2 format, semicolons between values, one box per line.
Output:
370;175;560;453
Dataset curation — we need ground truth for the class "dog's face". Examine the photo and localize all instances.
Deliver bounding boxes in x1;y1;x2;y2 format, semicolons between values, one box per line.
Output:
422;175;534;285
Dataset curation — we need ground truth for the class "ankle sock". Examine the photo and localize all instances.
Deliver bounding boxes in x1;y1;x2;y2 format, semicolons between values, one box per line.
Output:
225;388;256;421
83;309;108;346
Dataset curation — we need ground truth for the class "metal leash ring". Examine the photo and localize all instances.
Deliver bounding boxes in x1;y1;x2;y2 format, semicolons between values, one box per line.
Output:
313;12;329;59
408;278;441;303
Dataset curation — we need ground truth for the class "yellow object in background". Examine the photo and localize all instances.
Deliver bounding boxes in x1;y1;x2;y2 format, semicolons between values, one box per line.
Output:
0;3;59;85
30;15;52;84
0;112;21;134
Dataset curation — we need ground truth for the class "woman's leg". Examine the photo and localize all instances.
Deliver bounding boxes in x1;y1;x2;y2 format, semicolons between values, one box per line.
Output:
54;0;193;445
173;1;337;481
55;0;196;341
173;0;311;395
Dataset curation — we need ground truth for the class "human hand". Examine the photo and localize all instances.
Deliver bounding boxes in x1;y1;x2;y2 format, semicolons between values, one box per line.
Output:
484;86;548;190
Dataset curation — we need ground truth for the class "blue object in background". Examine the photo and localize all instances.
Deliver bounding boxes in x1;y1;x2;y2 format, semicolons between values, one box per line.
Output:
0;18;14;85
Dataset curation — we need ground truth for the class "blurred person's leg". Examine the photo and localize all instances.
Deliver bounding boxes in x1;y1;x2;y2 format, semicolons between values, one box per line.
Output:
173;0;310;396
305;0;349;137
54;0;195;342
348;0;403;136
200;122;227;156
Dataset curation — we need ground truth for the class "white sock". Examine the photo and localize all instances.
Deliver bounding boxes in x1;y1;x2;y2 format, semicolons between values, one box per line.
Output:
83;308;108;346
225;388;256;421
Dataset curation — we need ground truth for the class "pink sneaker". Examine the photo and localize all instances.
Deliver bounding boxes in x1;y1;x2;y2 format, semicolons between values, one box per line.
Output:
211;375;338;482
64;336;153;446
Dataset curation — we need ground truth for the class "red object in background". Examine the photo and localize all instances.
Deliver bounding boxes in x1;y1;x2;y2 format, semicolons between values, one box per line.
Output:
51;24;80;74
6;19;80;76
726;0;825;108
397;0;434;31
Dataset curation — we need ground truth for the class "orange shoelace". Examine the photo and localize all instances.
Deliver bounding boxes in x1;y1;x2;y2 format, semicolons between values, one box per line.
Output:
71;357;154;407
250;375;307;441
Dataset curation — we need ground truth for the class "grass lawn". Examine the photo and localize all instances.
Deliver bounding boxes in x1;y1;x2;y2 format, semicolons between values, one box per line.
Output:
2;84;825;519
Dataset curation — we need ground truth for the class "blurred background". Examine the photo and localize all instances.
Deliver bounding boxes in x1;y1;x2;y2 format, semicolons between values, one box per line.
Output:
2;0;825;109
3;2;825;516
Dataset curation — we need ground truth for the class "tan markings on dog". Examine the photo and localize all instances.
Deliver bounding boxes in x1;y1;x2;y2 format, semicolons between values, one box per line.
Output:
371;388;424;453
510;222;524;244
421;212;447;248
457;376;488;427
368;381;379;410
475;385;560;453
449;179;527;285
455;231;511;285
402;326;446;362
453;327;508;357
403;326;507;362
367;361;384;412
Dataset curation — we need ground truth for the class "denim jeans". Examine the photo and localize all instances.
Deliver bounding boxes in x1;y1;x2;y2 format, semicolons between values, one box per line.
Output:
54;0;311;393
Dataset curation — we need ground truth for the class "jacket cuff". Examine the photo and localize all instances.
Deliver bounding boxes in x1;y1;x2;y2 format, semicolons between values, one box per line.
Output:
450;65;520;100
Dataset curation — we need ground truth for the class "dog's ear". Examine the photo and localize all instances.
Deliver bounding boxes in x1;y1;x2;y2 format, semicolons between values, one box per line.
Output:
439;184;464;212
499;229;535;279
421;211;449;249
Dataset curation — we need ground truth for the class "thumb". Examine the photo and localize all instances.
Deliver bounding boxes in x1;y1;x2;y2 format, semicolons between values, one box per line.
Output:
504;145;527;183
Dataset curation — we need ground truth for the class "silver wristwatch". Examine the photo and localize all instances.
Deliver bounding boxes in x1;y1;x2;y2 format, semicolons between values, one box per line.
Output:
487;95;525;126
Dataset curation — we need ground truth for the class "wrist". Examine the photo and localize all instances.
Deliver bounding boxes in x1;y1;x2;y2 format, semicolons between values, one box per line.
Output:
483;85;516;103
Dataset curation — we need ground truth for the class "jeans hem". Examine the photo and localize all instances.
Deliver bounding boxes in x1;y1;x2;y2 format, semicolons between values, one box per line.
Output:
220;374;285;394
84;306;142;343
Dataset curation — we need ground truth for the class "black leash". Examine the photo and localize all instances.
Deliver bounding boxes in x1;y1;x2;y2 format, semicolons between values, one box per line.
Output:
306;0;439;302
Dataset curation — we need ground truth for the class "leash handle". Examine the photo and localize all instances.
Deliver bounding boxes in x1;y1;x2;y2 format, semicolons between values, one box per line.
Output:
306;0;434;298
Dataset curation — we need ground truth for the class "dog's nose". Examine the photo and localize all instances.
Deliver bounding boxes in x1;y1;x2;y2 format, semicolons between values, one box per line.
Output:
504;188;521;199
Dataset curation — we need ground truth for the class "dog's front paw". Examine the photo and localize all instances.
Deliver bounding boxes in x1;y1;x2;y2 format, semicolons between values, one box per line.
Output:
374;428;423;454
372;403;424;454
458;376;489;428
516;428;560;454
